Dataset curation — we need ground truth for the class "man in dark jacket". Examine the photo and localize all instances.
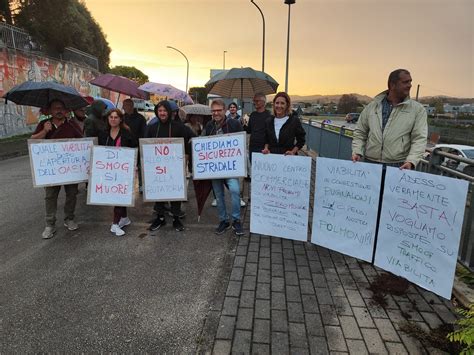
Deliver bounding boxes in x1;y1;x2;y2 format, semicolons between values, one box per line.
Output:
147;101;190;232
204;99;244;236
84;99;107;138
244;93;271;162
31;99;83;239
123;99;147;192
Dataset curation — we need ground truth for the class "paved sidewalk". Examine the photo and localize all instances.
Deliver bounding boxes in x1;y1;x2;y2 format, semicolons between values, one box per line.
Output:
204;233;457;354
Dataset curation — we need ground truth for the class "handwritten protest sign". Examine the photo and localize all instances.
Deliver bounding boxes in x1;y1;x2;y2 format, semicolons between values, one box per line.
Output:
311;158;382;262
87;146;137;207
250;153;311;241
28;138;96;187
191;132;247;180
140;138;187;201
374;168;468;299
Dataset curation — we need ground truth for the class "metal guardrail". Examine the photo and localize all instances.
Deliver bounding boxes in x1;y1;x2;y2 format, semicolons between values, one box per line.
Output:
0;23;98;70
301;118;474;270
0;22;40;52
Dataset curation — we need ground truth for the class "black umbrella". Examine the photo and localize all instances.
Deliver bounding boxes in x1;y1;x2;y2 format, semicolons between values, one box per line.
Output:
4;81;89;109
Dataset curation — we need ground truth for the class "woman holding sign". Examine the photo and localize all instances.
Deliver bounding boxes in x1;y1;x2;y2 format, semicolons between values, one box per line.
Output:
262;92;305;155
146;100;190;232
99;109;137;236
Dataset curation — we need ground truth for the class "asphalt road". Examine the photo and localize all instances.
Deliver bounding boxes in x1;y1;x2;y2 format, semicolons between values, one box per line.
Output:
0;155;235;352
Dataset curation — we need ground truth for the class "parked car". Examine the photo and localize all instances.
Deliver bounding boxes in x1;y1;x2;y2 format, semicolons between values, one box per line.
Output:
345;112;360;123
429;144;474;176
132;99;154;111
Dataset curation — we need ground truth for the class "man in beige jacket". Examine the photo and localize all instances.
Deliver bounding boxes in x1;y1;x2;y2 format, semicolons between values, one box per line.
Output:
352;69;427;169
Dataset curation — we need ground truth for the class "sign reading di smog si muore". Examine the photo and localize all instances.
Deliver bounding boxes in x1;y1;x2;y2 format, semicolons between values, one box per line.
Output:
87;145;137;207
28;138;96;187
191;132;247;180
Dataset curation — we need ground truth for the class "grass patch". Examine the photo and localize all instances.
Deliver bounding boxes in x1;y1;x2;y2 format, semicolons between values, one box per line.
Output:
0;133;30;143
400;321;462;353
457;264;474;289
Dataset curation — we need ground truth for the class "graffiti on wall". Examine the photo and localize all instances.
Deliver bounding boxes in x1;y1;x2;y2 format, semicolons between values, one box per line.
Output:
0;48;106;137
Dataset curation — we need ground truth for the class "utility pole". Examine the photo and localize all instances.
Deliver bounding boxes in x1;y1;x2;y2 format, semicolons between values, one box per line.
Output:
415;84;420;101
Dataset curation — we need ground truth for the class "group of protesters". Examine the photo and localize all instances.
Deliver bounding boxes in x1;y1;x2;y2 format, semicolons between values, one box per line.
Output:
31;91;307;239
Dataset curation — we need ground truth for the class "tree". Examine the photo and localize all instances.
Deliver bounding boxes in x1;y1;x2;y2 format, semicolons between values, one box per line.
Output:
0;0;14;24
109;65;149;84
14;0;111;71
338;94;360;114
188;87;207;104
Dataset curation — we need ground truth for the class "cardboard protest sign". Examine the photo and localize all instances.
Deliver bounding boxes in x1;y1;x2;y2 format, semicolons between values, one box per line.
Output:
140;138;187;201
250;153;312;241
374;168;469;299
311;158;382;262
28;138;96;187
191;132;247;180
87;146;137;207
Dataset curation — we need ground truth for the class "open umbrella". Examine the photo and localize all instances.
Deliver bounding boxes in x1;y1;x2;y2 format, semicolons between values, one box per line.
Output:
205;67;279;99
4;81;89;109
178;103;211;120
139;82;194;104
90;74;148;104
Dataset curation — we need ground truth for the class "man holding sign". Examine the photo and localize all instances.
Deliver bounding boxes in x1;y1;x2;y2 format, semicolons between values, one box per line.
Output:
204;99;245;236
31;99;83;239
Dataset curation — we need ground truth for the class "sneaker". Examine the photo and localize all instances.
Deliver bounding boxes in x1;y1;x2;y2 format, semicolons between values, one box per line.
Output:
211;199;217;207
215;220;230;235
64;219;79;231
232;220;244;236
173;218;184;232
42;226;56;239
110;224;125;237
118;217;131;228
149;216;166;231
169;210;186;218
240;198;246;207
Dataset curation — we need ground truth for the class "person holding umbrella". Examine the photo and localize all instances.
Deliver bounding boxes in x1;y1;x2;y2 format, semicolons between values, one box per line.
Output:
244;93;272;163
99;109;137;237
84;99;107;138
262;92;305;155
123;99;147;193
31;99;84;239
204;99;245;236
147;101;190;232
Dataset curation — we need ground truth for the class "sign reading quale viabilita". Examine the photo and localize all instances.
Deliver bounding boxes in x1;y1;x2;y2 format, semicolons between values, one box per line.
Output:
374;168;468;299
312;158;382;262
28;138;96;187
250;153;311;241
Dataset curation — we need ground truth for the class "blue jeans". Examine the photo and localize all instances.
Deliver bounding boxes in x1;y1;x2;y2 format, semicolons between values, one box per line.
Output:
212;178;240;222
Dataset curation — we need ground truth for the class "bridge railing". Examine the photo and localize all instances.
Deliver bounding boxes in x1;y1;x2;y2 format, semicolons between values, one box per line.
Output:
301;117;474;270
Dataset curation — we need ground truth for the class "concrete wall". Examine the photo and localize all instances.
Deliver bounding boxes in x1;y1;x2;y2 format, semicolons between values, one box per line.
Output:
0;48;109;138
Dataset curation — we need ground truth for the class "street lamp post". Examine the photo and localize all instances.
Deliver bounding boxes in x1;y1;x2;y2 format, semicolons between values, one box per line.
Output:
250;0;265;72
284;0;295;93
223;50;227;70
166;46;189;94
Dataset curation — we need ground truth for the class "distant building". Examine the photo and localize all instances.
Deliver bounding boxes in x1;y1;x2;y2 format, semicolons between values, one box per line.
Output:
423;104;436;115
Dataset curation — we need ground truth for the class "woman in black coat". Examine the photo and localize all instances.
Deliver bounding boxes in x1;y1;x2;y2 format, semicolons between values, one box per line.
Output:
262;92;305;155
99;108;137;236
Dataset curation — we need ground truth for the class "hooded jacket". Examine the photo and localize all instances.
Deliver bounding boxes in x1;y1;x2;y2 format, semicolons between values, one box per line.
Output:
84;100;107;137
352;91;427;167
145;101;191;154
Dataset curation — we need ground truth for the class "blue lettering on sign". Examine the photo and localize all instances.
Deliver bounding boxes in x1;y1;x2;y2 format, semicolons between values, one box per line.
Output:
197;160;237;174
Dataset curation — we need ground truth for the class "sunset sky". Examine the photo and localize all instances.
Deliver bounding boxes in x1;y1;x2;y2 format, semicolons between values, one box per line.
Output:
83;0;473;98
